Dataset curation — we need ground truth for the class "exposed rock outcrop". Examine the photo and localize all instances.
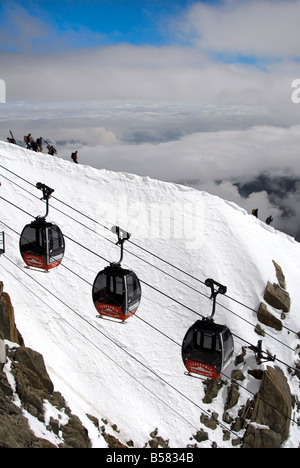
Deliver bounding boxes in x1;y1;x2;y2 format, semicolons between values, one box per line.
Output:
242;366;292;448
0;281;24;346
0;282;91;448
257;261;290;334
263;281;290;313
272;260;286;289
0;382;57;448
257;302;282;331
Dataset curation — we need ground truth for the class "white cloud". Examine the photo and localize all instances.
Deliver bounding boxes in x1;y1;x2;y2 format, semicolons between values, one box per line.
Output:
2;101;300;183
174;0;300;58
1;44;299;109
77;123;300;183
0;2;108;53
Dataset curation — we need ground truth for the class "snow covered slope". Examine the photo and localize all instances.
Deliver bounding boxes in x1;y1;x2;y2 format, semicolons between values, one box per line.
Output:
0;140;299;448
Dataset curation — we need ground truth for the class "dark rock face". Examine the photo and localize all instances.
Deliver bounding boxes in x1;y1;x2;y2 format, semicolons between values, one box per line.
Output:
0;281;24;345
14;346;54;394
272;260;286;289
0;282;92;448
257;302;282;331
264;281;290;313
243;425;282;449
0;346;58;448
242;366;292;448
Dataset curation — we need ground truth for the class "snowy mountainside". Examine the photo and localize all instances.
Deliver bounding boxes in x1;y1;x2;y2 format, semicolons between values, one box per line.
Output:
0;140;299;448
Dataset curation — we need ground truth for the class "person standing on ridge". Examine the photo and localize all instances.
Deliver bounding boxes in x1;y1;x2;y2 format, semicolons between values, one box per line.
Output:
47;144;57;156
36;137;43;152
25;133;33;149
266;215;273;225
71;151;78;164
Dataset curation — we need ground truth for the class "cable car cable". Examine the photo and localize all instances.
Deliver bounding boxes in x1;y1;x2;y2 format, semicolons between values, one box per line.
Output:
4;215;298;380
1;163;299;425
1;252;298;431
0;170;211;301
1;189;294;346
0;172;298;347
0;200;297;357
1;211;298;420
0;217;185;348
1;167;298;337
1;254;239;439
0;163;289;322
0;198;205;320
0;261;204;437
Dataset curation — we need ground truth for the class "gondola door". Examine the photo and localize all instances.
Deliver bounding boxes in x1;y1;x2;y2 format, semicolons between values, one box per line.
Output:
125;272;141;318
20;222;45;270
46;224;65;270
93;266;127;321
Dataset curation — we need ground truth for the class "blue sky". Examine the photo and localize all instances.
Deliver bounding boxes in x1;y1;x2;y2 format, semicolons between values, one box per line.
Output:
48;0;195;46
0;0;201;50
1;0;299;60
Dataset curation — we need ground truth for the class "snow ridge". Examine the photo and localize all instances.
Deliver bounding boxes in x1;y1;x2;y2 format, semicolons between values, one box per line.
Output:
0;140;299;448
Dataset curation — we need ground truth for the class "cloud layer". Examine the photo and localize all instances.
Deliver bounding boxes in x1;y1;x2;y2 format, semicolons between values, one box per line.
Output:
2;99;299;238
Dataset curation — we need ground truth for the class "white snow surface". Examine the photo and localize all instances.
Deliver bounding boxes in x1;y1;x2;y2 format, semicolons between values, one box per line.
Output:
0;140;299;448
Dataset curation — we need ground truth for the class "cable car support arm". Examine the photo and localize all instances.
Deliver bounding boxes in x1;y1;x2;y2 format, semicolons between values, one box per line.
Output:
36;182;54;220
205;278;227;320
111;226;131;266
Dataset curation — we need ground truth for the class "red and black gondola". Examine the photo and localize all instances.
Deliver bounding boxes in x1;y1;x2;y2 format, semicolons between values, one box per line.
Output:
182;279;234;379
19;183;65;271
92;226;141;322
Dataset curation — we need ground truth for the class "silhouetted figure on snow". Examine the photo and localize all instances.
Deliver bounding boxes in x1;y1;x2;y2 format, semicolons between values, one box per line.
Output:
71;151;78;164
266;215;273;225
47;144;57;156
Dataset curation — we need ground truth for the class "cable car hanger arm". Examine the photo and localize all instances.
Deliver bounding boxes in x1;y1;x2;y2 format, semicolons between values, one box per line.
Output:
35;182;54;220
111;225;131;266
205;278;227;320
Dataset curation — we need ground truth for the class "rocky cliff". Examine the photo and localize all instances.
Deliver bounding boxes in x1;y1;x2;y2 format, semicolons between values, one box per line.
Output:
0;281;92;448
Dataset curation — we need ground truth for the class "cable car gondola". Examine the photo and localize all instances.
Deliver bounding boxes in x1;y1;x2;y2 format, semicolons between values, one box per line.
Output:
182;279;234;380
92;226;141;322
20;183;65;271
